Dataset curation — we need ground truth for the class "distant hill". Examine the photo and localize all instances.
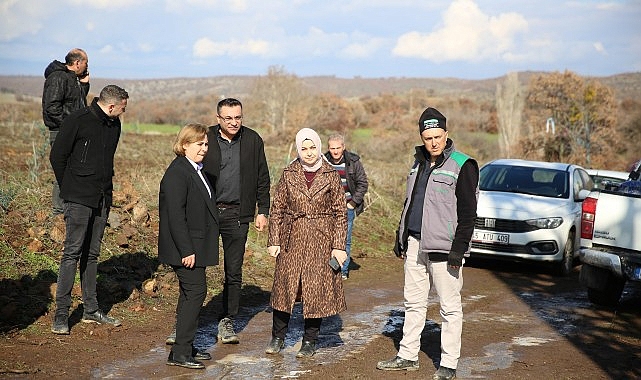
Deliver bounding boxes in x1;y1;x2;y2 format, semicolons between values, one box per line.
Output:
1;71;639;102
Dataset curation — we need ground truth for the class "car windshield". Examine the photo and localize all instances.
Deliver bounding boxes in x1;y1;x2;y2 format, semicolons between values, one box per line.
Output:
479;164;569;198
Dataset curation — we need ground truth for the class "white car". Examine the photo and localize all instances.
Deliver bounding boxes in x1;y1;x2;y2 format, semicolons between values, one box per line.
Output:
585;168;629;190
471;159;593;276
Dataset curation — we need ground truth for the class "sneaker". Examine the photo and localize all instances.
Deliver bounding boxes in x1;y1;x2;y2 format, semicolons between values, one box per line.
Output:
265;336;285;354
81;309;122;326
217;317;239;344
376;356;419;371
433;366;457;380
341;274;348;280
296;340;316;358
51;315;69;335
166;327;176;345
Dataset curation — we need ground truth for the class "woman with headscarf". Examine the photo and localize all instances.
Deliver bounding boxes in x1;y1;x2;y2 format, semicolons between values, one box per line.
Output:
265;128;348;358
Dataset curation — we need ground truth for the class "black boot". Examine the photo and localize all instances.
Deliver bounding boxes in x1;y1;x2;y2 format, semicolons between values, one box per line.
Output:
296;340;316;358
265;336;285;354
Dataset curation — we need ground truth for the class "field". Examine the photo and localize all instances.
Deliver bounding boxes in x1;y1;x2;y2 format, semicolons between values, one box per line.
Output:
1;71;640;377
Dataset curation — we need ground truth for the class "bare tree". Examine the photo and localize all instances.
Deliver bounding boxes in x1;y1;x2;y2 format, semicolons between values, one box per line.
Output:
247;66;308;137
495;72;523;158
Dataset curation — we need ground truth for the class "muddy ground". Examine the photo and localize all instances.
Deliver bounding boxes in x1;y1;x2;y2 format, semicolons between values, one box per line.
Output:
1;255;640;380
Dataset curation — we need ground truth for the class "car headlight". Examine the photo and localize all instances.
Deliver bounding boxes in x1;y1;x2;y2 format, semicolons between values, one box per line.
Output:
525;217;563;229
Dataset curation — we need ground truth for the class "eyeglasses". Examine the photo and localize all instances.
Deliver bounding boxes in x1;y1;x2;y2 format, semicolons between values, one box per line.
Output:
218;115;243;123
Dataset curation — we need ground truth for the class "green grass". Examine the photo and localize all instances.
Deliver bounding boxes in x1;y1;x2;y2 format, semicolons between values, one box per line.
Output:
122;123;181;135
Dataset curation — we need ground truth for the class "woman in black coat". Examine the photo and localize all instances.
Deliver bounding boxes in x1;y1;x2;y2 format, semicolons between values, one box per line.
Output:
158;123;219;369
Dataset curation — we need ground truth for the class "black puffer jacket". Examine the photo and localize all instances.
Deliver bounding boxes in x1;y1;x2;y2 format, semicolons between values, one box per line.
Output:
42;60;89;131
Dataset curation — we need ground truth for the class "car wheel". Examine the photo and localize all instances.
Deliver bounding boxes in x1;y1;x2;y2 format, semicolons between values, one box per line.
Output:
587;276;625;307
555;231;574;276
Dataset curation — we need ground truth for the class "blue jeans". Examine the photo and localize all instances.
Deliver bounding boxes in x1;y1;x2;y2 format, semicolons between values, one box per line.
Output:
54;200;108;316
342;208;355;275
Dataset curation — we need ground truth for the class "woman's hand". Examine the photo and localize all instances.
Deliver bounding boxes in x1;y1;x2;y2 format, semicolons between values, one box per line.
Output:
331;249;347;266
268;245;281;258
182;254;196;268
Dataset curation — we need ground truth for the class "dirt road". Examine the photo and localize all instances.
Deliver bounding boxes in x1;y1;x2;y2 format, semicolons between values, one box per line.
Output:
2;256;640;379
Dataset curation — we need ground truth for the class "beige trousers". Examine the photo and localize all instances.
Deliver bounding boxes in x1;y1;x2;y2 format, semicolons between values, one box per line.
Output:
397;236;463;369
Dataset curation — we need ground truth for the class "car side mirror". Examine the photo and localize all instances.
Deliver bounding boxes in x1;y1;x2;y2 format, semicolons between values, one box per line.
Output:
576;189;591;201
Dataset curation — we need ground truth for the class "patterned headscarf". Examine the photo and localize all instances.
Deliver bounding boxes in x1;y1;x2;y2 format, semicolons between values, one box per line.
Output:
295;128;323;172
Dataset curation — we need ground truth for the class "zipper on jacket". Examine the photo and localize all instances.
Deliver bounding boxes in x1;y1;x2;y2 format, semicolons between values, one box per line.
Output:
81;140;90;163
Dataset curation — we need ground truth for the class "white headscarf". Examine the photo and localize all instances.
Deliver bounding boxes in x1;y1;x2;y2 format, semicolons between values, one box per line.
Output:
295;128;323;172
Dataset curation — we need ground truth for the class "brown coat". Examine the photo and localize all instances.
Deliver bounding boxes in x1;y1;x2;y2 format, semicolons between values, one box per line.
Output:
268;159;347;318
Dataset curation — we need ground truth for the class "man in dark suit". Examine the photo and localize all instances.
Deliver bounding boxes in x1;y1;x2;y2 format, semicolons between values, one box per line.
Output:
158;123;219;369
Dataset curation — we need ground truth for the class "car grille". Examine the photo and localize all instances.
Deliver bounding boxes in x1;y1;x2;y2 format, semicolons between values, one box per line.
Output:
474;217;538;233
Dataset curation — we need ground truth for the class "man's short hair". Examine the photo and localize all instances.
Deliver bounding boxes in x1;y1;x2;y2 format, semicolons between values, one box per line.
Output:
217;98;242;114
99;85;129;104
327;133;345;145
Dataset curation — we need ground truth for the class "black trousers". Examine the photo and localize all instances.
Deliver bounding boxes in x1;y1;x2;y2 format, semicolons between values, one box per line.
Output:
218;207;249;320
272;309;322;343
172;266;206;357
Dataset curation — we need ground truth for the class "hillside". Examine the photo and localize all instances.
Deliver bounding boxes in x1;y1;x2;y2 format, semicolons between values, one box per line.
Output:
2;71;640;102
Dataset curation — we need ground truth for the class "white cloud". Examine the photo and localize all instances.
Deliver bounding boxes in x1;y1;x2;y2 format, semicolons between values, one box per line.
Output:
99;45;114;54
68;0;142;9
593;41;607;55
164;0;247;13
193;37;271;58
340;37;387;59
0;0;51;41
139;43;154;53
392;0;528;62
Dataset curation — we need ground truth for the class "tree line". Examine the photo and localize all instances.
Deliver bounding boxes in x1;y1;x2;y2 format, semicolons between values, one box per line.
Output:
3;67;640;170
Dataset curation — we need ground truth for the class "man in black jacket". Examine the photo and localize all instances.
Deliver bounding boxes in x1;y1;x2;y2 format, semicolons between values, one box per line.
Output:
203;98;270;344
42;48;90;215
49;85;129;335
325;134;368;279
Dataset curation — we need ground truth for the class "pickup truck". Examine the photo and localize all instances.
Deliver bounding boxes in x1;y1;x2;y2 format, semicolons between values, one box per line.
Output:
578;175;641;306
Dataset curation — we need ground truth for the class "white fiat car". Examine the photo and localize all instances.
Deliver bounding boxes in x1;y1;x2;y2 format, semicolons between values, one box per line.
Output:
471;159;593;276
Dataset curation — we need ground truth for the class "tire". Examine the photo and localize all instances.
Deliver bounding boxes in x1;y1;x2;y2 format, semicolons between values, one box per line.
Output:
587;276;625;307
555;231;575;276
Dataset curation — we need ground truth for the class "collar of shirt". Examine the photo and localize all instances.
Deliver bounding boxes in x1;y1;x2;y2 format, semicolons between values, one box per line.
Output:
185;157;203;171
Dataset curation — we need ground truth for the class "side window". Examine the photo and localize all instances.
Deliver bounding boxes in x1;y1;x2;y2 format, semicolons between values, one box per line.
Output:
579;170;593;190
573;169;592;199
572;169;584;199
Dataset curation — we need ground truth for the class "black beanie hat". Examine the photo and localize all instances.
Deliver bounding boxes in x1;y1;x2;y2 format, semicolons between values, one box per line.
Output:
418;107;447;133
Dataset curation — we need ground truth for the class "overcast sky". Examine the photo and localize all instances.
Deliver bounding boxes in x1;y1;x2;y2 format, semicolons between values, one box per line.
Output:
1;0;639;80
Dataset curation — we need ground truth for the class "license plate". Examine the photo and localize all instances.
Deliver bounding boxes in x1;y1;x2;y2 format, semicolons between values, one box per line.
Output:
473;231;509;244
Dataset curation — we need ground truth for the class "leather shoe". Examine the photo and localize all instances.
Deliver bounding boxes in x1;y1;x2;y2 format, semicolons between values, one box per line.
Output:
265;336;285;354
51;315;69;335
296;340;316;358
166;352;205;369
81;309;121;326
193;350;211;361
